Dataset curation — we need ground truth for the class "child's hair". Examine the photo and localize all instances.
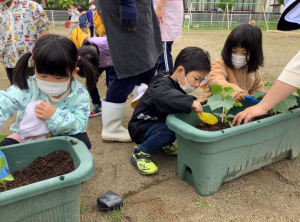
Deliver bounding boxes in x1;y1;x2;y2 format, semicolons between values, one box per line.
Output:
71;3;78;7
78;7;84;12
221;24;264;73
13;34;98;91
173;47;211;75
89;2;95;6
78;3;84;8
78;46;100;90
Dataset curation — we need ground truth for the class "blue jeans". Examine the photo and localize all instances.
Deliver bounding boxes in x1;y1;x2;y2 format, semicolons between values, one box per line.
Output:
136;122;176;155
156;41;174;72
106;66;156;103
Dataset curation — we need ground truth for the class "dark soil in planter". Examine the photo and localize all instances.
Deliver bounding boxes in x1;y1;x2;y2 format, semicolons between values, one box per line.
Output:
0;150;75;192
194;121;231;131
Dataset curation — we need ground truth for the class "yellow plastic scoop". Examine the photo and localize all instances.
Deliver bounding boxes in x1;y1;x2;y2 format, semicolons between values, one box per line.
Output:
197;113;218;125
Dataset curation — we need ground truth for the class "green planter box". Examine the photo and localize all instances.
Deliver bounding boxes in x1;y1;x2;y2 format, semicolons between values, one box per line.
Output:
0;137;95;222
166;98;300;196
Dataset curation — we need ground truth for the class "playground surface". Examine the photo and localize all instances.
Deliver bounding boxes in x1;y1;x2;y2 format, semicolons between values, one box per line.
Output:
1;27;300;221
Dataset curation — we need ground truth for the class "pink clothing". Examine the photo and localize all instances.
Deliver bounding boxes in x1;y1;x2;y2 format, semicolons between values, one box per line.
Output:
153;0;183;41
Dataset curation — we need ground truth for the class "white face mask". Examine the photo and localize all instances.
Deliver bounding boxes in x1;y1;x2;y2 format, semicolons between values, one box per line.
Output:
178;73;195;94
91;5;95;10
36;78;71;97
232;54;247;69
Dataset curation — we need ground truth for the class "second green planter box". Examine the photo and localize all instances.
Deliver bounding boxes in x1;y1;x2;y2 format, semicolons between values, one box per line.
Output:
166;99;300;196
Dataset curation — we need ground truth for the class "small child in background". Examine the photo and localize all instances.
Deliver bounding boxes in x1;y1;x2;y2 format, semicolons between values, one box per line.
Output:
128;47;211;175
78;7;89;34
0;0;49;85
80;36;113;117
68;3;79;35
78;3;84;9
200;24;264;103
87;2;96;37
0;34;99;149
69;28;113;117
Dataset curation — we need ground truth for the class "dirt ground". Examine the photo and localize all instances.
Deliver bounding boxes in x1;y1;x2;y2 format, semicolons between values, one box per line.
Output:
1;26;300;222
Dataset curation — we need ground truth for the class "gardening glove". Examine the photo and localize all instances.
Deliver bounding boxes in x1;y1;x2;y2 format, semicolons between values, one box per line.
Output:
118;0;138;31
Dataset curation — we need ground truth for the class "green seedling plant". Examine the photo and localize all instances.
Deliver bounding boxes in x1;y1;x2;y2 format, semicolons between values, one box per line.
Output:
254;81;298;114
0;146;14;191
207;84;243;127
196;196;212;208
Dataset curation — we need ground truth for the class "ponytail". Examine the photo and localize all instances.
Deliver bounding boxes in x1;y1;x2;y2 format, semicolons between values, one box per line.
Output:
13;52;33;90
77;46;99;92
77;57;98;91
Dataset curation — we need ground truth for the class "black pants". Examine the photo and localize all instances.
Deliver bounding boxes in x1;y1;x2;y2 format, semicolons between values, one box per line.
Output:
5;67;35;85
89;26;94;37
89;67;111;106
0;133;92;150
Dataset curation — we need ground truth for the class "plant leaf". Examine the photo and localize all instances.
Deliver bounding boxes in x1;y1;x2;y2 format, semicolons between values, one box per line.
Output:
0;156;6;172
207;94;223;110
213;113;220;117
228;121;234;128
208;94;235;111
226;114;235;118
210;84;223;95
224;89;236;98
263;81;273;87
297;89;300;97
233;102;243;107
273;94;298;113
3;174;14;181
254;91;265;99
223;86;233;92
0;135;8;143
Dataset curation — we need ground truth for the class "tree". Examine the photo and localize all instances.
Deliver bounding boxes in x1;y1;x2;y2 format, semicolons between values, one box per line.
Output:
214;0;237;11
58;0;72;9
277;0;284;5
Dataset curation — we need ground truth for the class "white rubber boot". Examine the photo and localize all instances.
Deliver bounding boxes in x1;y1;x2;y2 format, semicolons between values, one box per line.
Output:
101;99;132;142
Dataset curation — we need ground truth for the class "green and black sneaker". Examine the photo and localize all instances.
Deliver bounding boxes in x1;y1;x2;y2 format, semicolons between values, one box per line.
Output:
162;144;177;157
130;147;158;175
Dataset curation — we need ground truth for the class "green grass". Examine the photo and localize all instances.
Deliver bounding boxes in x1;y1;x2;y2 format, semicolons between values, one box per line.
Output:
196;196;212;208
109;207;125;222
80;198;87;214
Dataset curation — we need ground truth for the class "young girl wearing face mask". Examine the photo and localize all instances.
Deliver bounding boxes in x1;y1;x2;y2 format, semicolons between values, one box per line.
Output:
128;47;211;175
200;24;264;103
0;34;99;149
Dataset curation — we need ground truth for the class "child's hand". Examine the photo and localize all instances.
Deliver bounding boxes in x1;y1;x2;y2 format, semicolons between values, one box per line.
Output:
234;93;246;103
192;100;203;114
155;7;163;23
36;102;57;120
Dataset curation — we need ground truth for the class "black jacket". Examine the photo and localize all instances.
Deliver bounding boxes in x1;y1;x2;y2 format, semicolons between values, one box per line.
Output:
128;72;196;144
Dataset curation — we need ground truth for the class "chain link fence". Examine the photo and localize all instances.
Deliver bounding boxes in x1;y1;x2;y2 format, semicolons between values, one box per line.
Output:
183;13;281;30
45;10;69;26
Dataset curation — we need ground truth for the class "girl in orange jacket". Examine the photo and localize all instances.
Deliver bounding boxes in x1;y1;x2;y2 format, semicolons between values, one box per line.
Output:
200;24;264;103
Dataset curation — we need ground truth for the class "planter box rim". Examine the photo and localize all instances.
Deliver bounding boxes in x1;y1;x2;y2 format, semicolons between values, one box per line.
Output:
0;136;94;206
167;107;300;143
